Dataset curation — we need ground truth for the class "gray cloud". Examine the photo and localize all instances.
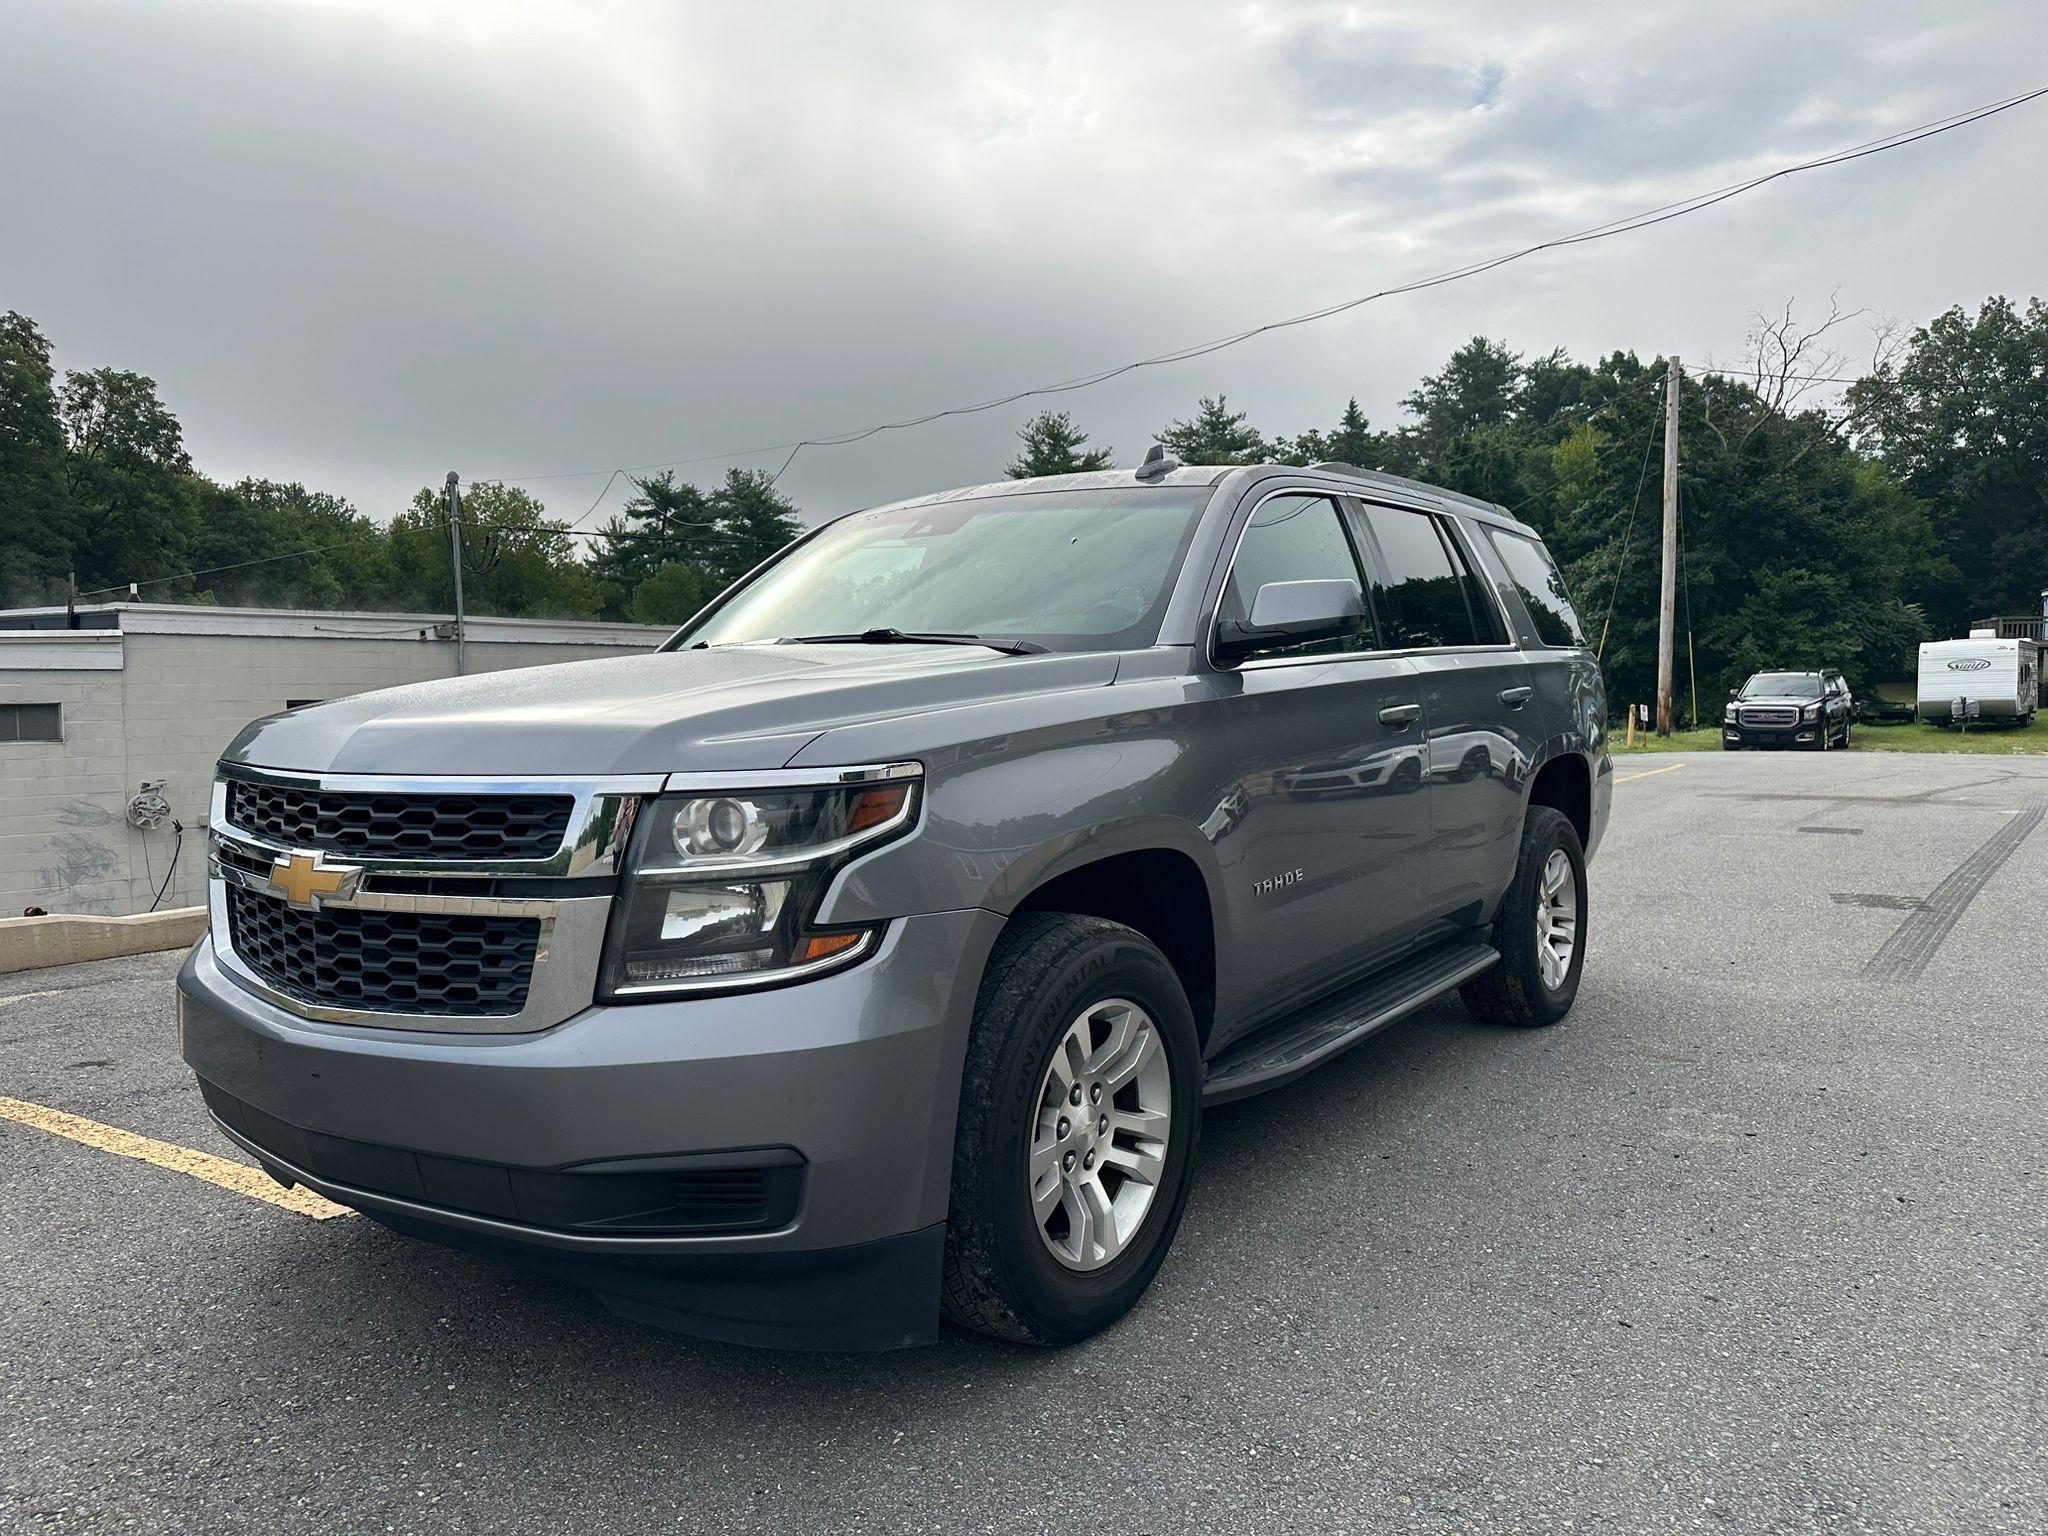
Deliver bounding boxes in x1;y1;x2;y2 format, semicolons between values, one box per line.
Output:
3;0;2042;540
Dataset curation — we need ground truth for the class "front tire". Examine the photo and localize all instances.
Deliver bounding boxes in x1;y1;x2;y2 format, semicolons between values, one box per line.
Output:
941;913;1202;1345
1462;806;1587;1028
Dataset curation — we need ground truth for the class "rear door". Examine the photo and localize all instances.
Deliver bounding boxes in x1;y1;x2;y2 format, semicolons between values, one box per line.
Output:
1206;491;1429;1042
1350;502;1543;938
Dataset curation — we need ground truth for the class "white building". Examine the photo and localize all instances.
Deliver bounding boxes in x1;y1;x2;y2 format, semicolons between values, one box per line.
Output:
0;603;666;918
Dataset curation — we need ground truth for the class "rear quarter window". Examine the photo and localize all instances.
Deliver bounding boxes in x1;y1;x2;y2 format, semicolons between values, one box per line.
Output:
1484;528;1585;647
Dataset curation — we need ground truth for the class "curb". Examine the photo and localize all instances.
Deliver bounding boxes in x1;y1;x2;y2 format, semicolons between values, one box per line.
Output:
0;908;208;975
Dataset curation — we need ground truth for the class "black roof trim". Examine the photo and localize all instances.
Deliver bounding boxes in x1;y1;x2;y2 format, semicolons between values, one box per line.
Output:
1306;463;1514;520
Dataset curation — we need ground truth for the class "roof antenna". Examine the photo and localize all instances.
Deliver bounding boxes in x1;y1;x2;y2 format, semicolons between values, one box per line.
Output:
1133;444;1179;482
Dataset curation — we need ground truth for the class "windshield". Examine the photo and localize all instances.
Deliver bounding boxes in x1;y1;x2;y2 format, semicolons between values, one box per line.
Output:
674;488;1211;653
1741;672;1821;698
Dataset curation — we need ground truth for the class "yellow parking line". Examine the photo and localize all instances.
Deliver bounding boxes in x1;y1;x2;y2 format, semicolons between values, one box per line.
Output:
1615;762;1688;784
0;1095;351;1220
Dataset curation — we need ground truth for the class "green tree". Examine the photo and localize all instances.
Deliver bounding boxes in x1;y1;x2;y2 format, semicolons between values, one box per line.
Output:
177;479;397;609
56;367;196;591
630;562;707;626
588;471;717;621
1515;348;1597;430
0;311;72;602
390;482;600;619
1403;336;1524;455
1007;410;1115;477
705;467;805;588
1554;355;1934;714
1846;296;2048;636
1277;398;1378;467
1158;395;1269;465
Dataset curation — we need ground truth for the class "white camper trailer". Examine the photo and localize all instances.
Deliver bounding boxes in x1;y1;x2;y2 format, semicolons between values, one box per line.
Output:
1916;635;2041;724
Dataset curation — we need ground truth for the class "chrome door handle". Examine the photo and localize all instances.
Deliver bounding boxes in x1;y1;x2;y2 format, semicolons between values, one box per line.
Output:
1499;686;1533;707
1377;703;1422;726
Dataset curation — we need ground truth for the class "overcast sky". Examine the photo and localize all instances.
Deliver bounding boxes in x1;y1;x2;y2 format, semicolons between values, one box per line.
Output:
5;0;2045;536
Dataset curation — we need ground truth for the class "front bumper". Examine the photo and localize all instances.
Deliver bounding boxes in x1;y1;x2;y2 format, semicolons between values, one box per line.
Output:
1722;724;1818;748
177;907;1003;1349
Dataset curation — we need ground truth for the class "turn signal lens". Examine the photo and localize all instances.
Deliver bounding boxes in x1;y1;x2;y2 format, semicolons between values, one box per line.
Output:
798;932;865;963
846;785;910;834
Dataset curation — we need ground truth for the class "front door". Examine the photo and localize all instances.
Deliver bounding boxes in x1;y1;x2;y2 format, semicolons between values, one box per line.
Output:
1204;492;1431;1046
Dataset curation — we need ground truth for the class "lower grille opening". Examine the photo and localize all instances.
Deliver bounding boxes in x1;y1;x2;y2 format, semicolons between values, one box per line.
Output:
670;1170;772;1225
199;1081;803;1235
226;886;540;1015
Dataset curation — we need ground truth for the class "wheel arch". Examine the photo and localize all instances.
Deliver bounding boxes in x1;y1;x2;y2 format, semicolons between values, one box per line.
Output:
1524;750;1592;850
998;837;1221;1050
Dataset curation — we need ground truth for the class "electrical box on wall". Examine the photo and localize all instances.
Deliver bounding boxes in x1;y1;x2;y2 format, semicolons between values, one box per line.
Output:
126;781;173;830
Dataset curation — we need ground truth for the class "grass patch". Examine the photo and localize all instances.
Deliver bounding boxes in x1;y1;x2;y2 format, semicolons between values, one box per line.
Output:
1610;714;2048;755
1611;726;1722;754
1848;715;2048;754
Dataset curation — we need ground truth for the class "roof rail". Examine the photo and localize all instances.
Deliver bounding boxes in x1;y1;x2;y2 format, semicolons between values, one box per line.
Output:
1307;462;1511;518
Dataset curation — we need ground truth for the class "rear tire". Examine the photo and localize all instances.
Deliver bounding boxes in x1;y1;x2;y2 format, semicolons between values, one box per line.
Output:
1462;806;1587;1028
941;913;1202;1345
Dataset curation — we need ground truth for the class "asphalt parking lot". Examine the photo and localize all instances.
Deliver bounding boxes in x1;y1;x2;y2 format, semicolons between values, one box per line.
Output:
3;751;2044;1535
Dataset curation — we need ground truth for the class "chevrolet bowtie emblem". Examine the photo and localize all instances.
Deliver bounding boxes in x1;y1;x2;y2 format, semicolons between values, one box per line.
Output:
267;851;364;910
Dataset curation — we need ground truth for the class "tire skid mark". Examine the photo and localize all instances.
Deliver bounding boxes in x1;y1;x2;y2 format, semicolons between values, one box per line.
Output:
1863;795;2047;981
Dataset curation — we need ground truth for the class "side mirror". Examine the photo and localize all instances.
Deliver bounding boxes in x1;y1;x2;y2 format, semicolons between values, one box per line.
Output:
1215;578;1363;664
1727;688;1739;700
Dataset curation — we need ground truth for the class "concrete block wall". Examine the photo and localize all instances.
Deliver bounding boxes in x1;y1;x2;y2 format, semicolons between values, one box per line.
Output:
0;614;663;918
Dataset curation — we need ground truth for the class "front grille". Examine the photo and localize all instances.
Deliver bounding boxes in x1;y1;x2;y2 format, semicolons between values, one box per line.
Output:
1738;706;1800;728
226;885;540;1015
225;779;573;862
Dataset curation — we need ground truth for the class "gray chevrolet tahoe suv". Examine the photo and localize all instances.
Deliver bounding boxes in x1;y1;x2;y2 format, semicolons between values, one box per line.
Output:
178;458;1610;1350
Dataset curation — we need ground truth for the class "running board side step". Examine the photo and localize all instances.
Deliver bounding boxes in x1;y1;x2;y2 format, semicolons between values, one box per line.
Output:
1202;941;1499;1105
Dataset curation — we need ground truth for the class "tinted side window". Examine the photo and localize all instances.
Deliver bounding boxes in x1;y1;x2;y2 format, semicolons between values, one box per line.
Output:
1484;527;1586;647
1220;494;1372;659
1357;505;1488;649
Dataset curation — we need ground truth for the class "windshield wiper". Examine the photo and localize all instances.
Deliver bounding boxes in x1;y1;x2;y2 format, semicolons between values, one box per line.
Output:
783;627;1045;656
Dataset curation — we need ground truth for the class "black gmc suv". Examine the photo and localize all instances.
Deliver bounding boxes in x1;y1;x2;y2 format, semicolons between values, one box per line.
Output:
1723;669;1853;750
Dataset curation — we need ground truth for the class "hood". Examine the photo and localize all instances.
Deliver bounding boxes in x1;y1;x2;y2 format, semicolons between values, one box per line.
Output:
221;643;1121;777
1734;694;1821;708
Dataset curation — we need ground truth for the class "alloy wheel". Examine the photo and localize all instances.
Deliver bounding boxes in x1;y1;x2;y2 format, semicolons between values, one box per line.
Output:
1535;849;1578;992
1028;998;1173;1271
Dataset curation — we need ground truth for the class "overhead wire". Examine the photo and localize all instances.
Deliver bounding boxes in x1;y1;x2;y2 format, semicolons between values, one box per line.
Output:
76;539;372;600
475;85;2045;491
77;85;2046;599
1679;482;1700;728
1595;396;1666;662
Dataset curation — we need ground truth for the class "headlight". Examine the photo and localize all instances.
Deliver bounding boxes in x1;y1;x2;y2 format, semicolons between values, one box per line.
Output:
1800;702;1820;721
599;764;920;997
1724;703;1738;721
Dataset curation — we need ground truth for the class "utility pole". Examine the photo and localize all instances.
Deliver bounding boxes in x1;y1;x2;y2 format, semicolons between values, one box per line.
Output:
445;470;467;676
1655;359;1682;736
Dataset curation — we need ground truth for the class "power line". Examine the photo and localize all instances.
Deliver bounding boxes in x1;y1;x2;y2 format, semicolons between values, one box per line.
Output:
1595;405;1666;661
1678;360;1872;385
476;84;2045;490
77;85;2043;601
452;517;764;548
77;539;373;599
